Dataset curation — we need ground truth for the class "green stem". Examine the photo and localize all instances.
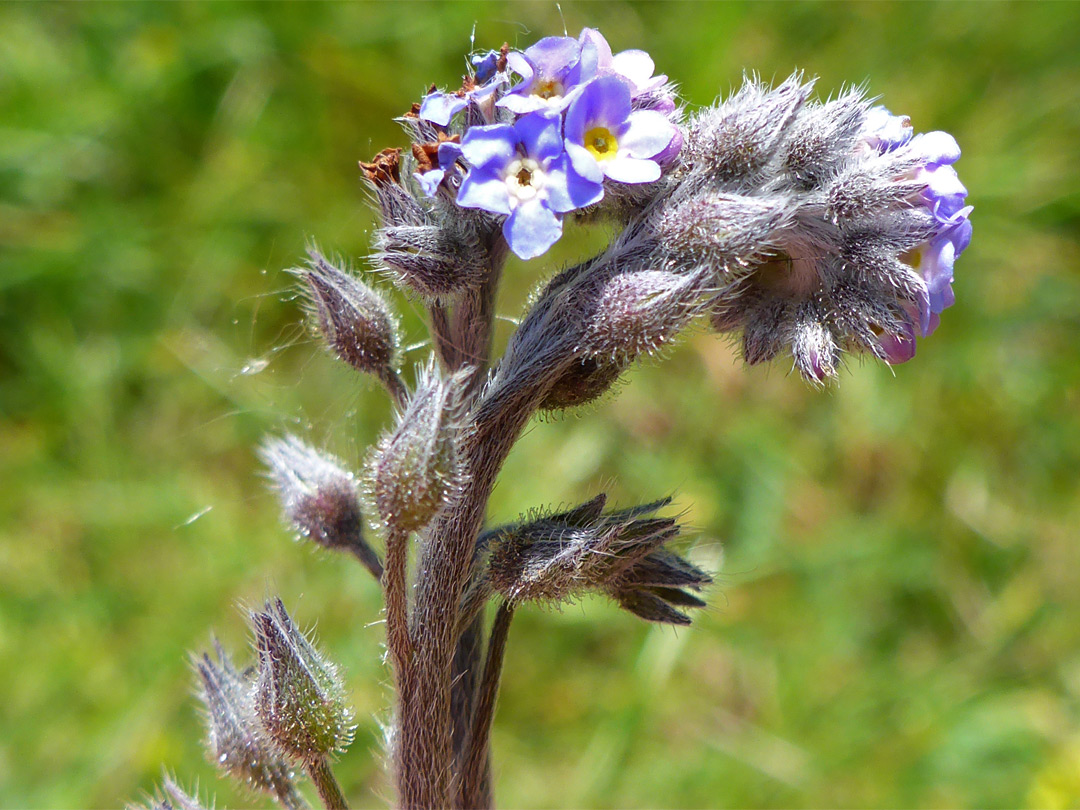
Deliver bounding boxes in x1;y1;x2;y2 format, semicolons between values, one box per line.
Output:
306;756;349;810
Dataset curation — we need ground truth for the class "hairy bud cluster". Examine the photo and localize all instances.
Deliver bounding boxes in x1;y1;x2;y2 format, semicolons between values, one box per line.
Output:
484;494;711;625
259;434;383;579
659;73;971;380
369;364;469;533
252;599;356;761
297;248;402;384
193;640;299;800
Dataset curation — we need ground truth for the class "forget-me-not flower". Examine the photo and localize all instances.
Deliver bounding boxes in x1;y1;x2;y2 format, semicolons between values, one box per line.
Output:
564;75;679;185
456;112;603;259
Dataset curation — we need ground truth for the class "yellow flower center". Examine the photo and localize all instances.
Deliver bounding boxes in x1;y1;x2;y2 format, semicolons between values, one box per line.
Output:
585;127;617;161
534;80;564;100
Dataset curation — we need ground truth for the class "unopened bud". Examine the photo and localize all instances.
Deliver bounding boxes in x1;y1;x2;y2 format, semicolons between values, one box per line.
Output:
259;435;383;579
297;248;401;382
193;640;299;800
582;269;707;362
134;775;209;810
659;193;792;269
790;309;838;383
684;73;810;184
375;224;486;298
369;364;467;532
539;357;624;411
252;599;355;761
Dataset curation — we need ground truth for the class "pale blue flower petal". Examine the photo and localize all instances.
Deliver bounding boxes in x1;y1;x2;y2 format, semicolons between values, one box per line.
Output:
619;109;677;159
504;199;563;260
457;168;513;215
460;125;517;170
602;154;661;184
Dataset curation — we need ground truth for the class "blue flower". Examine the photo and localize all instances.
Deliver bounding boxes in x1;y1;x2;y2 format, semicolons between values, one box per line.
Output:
497;36;597;115
577;28;669;100
471;50;500;84
456;112;603;259
905;130;972;336
861;105;913;153
564;75;679;185
419;74;504;128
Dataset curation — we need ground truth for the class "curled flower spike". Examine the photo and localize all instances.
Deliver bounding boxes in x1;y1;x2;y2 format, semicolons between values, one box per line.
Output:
564;75;678;185
666;74;972;380
484;495;711;625
456;112;602;258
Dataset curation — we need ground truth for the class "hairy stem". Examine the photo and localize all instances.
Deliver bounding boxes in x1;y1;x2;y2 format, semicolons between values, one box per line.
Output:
394;239;513;809
460;602;515;810
429;301;456;369
400;349;575;808
275;783;311;810
305;756;349;810
383;526;412;678
380;369;409;411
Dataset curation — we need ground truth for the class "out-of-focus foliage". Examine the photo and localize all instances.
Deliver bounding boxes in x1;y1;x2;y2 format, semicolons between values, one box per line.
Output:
1;3;1078;807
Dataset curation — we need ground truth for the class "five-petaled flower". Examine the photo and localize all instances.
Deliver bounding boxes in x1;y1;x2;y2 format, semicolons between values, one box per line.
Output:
456;112;603;259
564;75;678;185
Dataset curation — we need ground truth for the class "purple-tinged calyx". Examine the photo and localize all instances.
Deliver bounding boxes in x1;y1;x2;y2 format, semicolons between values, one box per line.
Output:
456;112;603;259
564;75;678;185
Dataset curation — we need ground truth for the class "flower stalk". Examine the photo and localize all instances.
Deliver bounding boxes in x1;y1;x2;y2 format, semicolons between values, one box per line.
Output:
158;24;973;810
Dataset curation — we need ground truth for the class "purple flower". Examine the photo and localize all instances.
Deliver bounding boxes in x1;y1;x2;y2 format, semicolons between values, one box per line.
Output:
414;140;463;197
456;112;603;259
418;91;469;128
419;78;503;127
564;75;678;185
497;36;596;115
904;130;972;336
471;50;500;84
577;28;668;99
861;105;913;153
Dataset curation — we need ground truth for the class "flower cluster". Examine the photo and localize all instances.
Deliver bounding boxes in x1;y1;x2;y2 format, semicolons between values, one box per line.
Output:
660;77;973;380
861;109;972;361
412;28;681;259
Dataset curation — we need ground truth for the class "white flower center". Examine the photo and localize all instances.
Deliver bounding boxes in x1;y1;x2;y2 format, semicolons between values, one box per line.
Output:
504;158;546;204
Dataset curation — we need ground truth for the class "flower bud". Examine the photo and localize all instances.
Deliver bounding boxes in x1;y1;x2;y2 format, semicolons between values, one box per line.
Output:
252;599;355;761
581;269;708;363
375;223;486;299
539;357;624;411
683;73;810;184
485;496;711;624
369;364;468;532
193;640;299;800
140;775;208;810
297;248;401;382
259;435;383;579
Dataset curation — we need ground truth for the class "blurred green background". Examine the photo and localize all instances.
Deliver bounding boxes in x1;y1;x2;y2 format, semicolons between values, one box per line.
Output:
2;2;1078;807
